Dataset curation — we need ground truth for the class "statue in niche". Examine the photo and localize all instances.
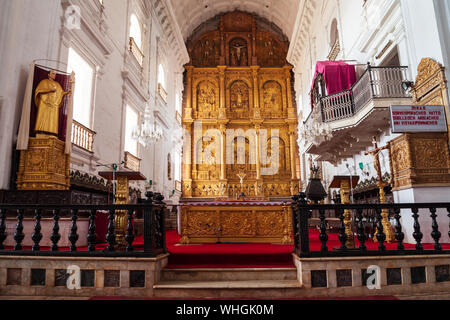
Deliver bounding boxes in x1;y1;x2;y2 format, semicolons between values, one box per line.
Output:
229;39;248;66
264;38;278;65
262;81;282;117
230;81;249;115
197;82;216;118
202;39;216;66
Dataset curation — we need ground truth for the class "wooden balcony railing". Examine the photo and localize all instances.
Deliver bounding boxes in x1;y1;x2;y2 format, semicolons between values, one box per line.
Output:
129;37;144;67
158;83;168;103
319;65;410;123
327;38;340;61
71;120;95;153
124;151;141;172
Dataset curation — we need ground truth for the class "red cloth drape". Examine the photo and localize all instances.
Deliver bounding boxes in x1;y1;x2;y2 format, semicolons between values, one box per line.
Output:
30;66;70;141
310;61;357;110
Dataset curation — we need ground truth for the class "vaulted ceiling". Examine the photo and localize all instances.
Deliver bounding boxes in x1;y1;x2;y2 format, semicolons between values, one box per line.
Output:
169;0;301;41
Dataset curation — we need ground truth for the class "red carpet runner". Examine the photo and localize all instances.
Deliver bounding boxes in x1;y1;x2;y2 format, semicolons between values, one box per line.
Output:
165;230;450;269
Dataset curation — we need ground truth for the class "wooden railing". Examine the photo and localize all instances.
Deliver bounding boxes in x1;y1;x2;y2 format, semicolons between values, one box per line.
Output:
327;38;340;61
292;193;450;258
129;37;144;67
0;192;167;257
124;152;141;172
319;65;410;123
158;83;168;103
71;120;95;153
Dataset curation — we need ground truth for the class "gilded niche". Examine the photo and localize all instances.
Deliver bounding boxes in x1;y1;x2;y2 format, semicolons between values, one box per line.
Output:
256;33;287;67
230;81;250;118
262;81;283;118
227;136;256;181
191;33;220;67
196;135;220;181
261;136;288;176
196;81;218;118
229;38;249;67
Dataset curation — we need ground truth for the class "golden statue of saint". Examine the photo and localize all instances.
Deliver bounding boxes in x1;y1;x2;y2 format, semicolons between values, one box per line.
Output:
34;70;71;135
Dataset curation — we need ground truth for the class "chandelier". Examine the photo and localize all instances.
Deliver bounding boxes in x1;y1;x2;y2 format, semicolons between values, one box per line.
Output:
132;107;163;147
300;106;333;146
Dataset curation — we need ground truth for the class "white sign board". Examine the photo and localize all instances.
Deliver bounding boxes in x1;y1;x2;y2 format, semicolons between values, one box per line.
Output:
390;105;448;133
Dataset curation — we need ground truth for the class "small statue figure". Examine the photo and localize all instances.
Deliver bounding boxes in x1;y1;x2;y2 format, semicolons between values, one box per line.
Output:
236;171;247;199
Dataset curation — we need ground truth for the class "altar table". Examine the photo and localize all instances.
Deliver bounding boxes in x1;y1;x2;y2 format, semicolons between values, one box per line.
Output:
179;201;293;244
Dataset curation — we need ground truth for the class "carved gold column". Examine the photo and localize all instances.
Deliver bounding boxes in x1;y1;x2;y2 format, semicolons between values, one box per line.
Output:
255;124;262;181
288;124;297;195
250;66;261;118
185;66;194;120
183;122;193;197
340;179;355;249
217;66;227;119
284;65;296;119
114;175;129;246
219;123;227;182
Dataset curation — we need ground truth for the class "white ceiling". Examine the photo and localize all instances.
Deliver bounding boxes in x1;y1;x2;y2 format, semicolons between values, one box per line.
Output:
168;0;301;41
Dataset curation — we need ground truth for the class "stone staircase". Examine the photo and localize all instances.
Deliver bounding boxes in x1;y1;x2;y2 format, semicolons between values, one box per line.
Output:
153;268;303;299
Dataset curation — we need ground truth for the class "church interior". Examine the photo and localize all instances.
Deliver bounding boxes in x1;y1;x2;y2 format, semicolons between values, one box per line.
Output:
0;0;450;302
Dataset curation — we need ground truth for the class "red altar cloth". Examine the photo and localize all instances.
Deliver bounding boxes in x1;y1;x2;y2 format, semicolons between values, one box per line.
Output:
310;61;357;110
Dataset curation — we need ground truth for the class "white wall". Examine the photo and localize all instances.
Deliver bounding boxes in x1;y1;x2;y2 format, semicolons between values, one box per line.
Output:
0;0;62;190
0;0;186;202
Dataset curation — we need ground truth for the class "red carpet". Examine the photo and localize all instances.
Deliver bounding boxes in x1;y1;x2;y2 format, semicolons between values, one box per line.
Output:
165;229;450;269
166;230;295;268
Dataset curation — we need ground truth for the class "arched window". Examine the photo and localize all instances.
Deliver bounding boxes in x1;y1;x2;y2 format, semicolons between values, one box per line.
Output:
158;64;166;90
130;14;142;50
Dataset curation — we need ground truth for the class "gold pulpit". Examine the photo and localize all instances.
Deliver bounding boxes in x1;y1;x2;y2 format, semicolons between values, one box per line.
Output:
99;171;146;246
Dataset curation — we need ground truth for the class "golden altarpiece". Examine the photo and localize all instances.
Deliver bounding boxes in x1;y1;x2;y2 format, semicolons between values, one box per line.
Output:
180;11;301;244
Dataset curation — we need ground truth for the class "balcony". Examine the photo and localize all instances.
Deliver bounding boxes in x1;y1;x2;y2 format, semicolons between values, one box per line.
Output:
124;151;141;172
158;83;168;104
71;120;96;153
129;37;144;67
303;65;412;164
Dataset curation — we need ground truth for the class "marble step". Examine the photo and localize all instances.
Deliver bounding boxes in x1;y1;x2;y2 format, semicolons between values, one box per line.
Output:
153;280;303;299
160;268;298;282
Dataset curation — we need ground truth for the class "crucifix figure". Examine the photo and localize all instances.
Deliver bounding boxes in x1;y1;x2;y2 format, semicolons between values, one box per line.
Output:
365;136;395;243
236;171;247;199
237;171;246;189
